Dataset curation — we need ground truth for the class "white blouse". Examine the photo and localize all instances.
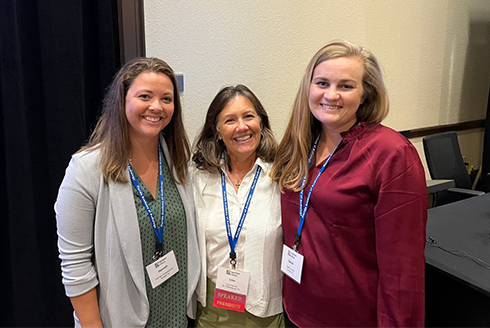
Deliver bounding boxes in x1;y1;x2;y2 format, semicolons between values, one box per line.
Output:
190;158;283;317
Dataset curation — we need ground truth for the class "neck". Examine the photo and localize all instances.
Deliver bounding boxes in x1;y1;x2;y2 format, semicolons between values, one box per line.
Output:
229;153;256;175
129;136;160;163
314;129;342;166
320;129;343;150
227;153;256;191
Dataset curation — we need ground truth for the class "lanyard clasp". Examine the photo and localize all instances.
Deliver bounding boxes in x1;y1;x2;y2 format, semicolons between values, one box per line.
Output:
229;252;237;269
292;233;301;252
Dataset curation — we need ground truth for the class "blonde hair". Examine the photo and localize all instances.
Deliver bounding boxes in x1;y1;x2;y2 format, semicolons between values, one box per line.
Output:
79;57;190;184
271;40;389;191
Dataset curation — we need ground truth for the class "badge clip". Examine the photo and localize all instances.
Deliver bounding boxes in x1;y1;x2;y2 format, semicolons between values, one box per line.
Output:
152;241;163;260
292;233;301;252
229;252;237;269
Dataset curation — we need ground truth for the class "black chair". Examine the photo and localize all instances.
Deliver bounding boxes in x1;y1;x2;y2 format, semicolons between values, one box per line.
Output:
423;131;484;207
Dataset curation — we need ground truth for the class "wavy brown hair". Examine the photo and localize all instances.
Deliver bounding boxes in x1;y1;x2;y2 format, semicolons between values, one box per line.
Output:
79;57;190;184
271;40;389;192
192;84;277;173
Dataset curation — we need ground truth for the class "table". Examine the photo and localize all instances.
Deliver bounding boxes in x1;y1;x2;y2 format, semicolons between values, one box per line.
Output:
426;179;455;208
425;193;490;327
426;179;455;194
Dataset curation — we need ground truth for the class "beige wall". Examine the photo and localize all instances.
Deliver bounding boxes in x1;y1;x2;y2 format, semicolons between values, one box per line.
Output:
144;0;490;178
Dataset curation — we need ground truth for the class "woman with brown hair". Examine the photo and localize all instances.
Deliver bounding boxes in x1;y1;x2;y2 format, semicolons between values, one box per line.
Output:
191;85;284;327
55;57;199;327
271;40;426;327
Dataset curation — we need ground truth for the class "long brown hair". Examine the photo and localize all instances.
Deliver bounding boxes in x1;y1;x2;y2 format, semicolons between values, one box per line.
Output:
192;84;277;173
271;40;389;191
79;57;190;184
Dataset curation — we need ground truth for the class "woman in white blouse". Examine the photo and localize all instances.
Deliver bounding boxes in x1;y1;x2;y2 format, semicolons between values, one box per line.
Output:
190;84;284;327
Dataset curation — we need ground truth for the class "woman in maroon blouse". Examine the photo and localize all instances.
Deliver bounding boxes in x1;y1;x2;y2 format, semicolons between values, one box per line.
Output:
271;40;427;327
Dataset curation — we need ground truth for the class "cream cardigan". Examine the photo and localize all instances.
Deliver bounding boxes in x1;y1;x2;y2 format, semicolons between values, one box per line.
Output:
55;136;200;327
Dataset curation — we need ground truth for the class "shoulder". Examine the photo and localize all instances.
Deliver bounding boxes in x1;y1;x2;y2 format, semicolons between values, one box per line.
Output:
359;125;425;184
57;147;104;203
189;162;207;177
347;124;422;173
188;162;212;186
67;149;101;175
72;147;102;168
60;148;105;192
360;124;410;147
353;124;416;156
255;157;273;174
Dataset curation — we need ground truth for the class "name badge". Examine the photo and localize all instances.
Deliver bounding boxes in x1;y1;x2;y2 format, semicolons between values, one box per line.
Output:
213;267;250;312
145;250;179;289
281;244;304;284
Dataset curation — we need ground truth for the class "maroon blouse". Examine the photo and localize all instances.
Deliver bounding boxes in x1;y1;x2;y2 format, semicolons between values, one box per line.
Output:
282;123;427;327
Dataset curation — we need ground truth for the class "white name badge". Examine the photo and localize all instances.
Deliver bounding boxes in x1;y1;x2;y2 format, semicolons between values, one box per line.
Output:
145;250;179;289
215;266;250;295
281;244;304;284
214;267;250;312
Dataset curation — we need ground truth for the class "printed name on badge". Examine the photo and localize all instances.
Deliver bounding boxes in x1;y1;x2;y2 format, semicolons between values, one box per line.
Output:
281;244;304;284
213;267;250;312
145;250;179;289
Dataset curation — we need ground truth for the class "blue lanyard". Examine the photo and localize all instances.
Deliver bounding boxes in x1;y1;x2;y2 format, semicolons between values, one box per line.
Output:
128;146;166;259
220;165;262;268
295;135;342;251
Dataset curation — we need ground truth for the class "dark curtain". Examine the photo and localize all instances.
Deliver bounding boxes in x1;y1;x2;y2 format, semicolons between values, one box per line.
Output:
0;1;120;326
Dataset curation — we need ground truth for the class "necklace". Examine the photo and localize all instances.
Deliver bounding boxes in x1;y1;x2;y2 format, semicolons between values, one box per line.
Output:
227;170;243;190
231;173;241;189
228;157;256;190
